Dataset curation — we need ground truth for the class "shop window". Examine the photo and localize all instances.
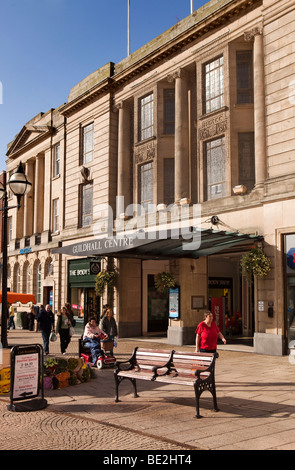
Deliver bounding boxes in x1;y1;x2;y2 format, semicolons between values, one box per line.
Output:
203;56;224;114
36;263;42;304
236;51;253;104
139;93;153;141
205;136;226;200
284;234;295;347
23;262;30;293
14;264;20;293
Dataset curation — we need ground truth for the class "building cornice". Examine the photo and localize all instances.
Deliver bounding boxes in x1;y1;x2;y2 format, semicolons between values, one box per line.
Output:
60;0;262;117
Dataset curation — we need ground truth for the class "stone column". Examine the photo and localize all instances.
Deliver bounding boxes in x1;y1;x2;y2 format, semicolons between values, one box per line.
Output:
117;101;131;217
33;154;44;234
174;69;190;204
245;27;267;187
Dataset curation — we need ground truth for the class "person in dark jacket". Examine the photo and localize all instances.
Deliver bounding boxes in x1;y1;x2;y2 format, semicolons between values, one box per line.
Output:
101;308;117;341
37;304;55;354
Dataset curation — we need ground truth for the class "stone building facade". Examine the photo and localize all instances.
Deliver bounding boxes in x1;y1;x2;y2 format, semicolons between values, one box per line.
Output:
3;0;295;354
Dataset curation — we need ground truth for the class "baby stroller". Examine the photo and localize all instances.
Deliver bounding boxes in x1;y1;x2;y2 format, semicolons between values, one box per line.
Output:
79;334;116;369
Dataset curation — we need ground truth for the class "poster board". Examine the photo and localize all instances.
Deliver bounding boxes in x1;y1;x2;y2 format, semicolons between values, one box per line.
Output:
8;344;47;412
169;286;180;319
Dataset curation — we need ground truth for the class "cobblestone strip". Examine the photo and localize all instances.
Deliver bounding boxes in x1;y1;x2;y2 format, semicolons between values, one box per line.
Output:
0;400;198;451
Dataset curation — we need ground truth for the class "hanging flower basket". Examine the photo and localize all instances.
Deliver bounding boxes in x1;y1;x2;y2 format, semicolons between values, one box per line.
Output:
154;272;176;293
240;247;271;283
95;270;116;297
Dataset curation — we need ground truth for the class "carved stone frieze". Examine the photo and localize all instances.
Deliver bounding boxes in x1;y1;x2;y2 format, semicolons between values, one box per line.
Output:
134;140;156;164
198;112;227;140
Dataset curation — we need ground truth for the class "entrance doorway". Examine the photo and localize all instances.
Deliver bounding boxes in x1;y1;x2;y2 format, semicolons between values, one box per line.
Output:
70;287;100;331
147;274;169;333
142;259;170;336
43;286;53;307
208;254;254;341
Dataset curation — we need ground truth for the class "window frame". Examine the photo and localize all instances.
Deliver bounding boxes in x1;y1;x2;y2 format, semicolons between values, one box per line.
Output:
53;142;60;177
236;50;253;105
79;182;93;227
163;88;175;135
52;198;59;233
205;136;226;201
138;161;154;212
81;122;94;164
139;93;154;141
203;56;224;114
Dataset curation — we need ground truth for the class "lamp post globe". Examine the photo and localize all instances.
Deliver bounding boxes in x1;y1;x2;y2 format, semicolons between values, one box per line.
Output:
8;162;32;206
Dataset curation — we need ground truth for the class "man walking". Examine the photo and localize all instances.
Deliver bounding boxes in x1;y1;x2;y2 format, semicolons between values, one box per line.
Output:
37;304;55;354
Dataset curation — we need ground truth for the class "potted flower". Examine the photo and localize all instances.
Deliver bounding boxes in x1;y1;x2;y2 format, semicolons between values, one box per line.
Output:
240;247;271;283
154;272;176;293
95;270;116;296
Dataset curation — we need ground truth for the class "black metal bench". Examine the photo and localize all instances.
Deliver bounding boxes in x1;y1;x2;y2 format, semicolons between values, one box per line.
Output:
114;347;219;418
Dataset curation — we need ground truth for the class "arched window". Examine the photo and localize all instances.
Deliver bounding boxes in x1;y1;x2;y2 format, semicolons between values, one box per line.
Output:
23;262;31;294
36;263;42;303
13;263;21;293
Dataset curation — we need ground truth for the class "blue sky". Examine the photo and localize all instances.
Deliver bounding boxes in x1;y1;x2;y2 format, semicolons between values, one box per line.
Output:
0;0;207;171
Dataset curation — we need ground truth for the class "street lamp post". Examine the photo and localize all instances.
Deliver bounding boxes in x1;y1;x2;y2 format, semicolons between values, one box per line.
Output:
0;162;32;348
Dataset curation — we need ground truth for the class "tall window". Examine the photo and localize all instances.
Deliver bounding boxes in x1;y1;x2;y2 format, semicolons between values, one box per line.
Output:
15;264;20;293
8;216;12;244
205;137;226;200
52;198;59;233
53;143;60;177
139;93;153;141
238;132;255;190
139;162;153;211
26;263;30;294
236;51;253;104
80;183;93;227
164;158;175;206
37;263;42;304
82;123;94;164
204;56;224;114
164;89;175;135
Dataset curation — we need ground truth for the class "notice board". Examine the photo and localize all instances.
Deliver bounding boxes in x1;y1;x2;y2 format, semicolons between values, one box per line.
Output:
8;344;47;412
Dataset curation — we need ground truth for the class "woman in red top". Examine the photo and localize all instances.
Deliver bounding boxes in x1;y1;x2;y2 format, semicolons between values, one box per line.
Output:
195;311;226;352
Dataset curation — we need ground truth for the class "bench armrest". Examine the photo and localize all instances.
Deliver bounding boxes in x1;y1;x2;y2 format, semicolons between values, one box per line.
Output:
151;351;174;379
114;347;138;372
194;352;218;378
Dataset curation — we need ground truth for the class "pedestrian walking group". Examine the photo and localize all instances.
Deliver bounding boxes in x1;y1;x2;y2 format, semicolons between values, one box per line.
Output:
7;300;119;360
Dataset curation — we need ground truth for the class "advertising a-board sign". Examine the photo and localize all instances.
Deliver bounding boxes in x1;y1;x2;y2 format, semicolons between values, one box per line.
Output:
8;344;47;412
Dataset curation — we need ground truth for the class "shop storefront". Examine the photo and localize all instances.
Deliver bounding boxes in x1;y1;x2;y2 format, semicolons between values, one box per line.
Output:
284;234;295;347
55;228;262;345
68;258;101;334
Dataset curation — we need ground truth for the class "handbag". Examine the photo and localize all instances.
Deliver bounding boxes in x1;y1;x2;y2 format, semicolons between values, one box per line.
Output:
69;326;75;337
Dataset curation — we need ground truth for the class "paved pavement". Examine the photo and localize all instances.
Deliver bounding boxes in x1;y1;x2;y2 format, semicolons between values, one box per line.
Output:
0;329;295;451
